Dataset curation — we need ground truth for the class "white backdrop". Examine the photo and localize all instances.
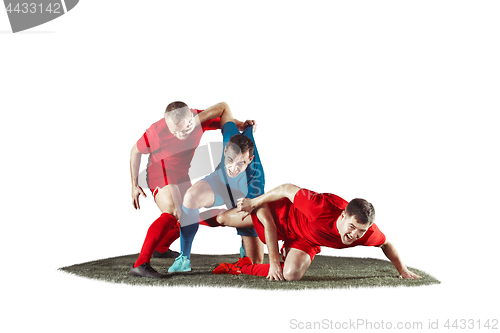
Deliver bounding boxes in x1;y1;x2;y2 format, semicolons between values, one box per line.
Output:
1;1;499;332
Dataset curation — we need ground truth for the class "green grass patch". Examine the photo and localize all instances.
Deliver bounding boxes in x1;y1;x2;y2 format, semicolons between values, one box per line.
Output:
59;253;440;290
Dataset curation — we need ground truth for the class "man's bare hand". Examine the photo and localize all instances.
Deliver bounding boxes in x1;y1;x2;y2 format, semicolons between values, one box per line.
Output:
237;197;256;214
399;269;422;279
132;185;147;209
267;262;284;281
235;119;257;133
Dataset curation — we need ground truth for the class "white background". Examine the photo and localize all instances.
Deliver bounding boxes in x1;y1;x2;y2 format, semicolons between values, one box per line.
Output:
1;1;499;332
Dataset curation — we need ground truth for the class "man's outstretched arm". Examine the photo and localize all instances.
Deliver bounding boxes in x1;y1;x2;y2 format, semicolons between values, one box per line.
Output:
380;241;421;279
198;102;256;132
237;183;301;213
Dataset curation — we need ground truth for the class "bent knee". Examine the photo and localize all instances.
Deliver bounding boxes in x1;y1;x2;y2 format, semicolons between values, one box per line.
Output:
216;212;228;226
283;269;304;281
182;190;194;208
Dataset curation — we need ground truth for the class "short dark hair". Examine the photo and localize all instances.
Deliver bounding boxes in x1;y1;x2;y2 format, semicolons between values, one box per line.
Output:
345;198;375;225
227;134;254;157
165;101;191;125
165;101;188;113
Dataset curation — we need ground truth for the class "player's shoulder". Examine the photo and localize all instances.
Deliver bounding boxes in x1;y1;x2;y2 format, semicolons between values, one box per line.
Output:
150;117;166;129
323;192;348;208
358;222;386;246
145;118;169;140
296;189;348;209
368;222;383;233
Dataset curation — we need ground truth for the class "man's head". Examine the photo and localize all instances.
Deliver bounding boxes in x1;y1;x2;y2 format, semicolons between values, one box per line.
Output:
336;198;375;245
164;101;195;140
224;134;254;178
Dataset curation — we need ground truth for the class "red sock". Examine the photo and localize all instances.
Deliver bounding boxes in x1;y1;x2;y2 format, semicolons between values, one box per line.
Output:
134;213;177;268
149;209;227;255
155;222;180;253
240;262;285;277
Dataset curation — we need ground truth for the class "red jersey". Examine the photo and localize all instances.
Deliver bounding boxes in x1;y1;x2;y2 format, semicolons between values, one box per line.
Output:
252;188;386;255
136;109;220;189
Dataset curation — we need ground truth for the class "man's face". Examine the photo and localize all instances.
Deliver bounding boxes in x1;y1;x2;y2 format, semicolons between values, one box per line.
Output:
224;145;254;178
165;111;194;140
336;212;370;245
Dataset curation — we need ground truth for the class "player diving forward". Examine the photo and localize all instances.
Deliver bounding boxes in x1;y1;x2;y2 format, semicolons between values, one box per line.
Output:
213;183;422;281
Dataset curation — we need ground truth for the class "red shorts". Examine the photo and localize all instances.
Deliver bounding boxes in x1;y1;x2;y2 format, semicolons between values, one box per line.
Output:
251;214;321;261
151;176;192;200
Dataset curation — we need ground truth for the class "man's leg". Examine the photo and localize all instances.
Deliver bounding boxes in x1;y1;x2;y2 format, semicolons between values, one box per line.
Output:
215;209;314;281
221;247;311;281
281;248;312;281
155;208;226;256
216;208;253;227
241;236;264;264
217;208;264;264
168;181;215;272
130;185;180;277
180;180;215;257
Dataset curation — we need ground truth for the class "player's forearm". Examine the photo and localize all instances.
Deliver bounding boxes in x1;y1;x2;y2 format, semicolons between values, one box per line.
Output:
381;241;408;275
130;144;142;187
254;183;301;207
199;102;232;125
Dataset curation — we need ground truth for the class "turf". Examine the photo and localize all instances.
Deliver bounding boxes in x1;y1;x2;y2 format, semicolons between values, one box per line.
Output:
59;253;440;290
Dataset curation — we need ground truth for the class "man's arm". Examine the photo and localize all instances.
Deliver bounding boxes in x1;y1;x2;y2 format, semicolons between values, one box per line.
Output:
237;183;301;214
380;241;422;279
198;102;256;132
130;143;147;209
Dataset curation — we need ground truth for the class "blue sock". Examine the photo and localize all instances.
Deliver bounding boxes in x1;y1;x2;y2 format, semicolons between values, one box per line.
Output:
179;205;199;259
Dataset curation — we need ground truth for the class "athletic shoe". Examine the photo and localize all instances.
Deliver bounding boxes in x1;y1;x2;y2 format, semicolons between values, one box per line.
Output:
213;256;252;275
129;262;163;278
152;249;180;258
167;252;191;273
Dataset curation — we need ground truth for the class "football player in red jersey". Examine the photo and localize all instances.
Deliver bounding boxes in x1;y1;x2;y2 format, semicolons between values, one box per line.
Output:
213;183;421;281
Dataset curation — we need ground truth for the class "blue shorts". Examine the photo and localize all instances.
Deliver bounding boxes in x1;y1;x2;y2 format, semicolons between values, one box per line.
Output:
201;172;258;238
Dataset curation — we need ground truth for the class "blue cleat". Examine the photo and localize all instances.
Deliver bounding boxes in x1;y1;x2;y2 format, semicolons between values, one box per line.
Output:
168;252;191;273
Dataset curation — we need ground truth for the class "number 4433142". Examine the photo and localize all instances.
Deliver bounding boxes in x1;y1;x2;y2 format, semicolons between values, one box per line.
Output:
444;319;498;330
5;2;62;14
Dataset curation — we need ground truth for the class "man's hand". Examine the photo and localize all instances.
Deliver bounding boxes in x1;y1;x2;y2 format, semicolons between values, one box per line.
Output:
237;197;256;215
235;119;257;133
399;268;422;279
267;262;284;281
380;240;422;279
132;185;147;209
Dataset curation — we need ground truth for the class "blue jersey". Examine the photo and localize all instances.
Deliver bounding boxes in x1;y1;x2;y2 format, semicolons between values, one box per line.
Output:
212;121;265;207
